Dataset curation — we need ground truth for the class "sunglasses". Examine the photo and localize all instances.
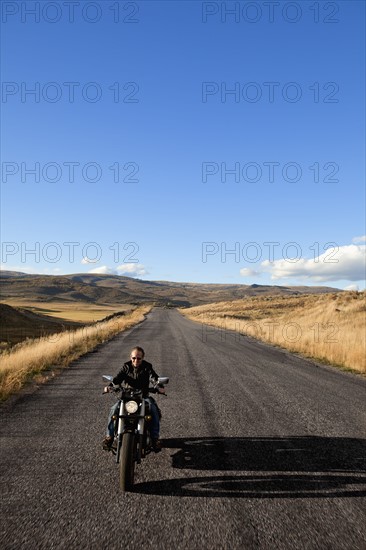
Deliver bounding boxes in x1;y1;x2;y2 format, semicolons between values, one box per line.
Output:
131;356;143;360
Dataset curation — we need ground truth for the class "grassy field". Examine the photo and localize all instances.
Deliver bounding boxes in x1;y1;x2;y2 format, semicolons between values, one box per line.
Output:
0;305;151;401
180;291;366;374
0;299;135;323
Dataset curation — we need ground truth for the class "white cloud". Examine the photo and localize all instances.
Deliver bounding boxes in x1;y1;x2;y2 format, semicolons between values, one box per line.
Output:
344;284;359;291
87;263;149;277
88;266;116;275
239;268;261;277
352;235;366;243
262;244;366;283
116;263;148;277
81;256;98;264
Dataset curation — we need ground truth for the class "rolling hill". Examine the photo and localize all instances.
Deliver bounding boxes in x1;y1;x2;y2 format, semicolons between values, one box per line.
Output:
0;302;83;346
0;270;340;307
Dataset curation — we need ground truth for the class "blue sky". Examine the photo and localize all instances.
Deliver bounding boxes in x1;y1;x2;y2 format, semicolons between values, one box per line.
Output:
1;0;365;289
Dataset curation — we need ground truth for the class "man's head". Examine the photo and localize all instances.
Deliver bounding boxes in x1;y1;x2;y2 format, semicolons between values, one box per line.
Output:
130;346;145;367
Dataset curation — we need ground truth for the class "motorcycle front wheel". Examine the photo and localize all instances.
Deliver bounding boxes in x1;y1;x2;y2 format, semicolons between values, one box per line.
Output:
119;432;135;492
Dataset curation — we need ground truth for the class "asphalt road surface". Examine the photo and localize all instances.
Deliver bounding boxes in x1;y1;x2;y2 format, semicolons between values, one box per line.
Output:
1;308;365;549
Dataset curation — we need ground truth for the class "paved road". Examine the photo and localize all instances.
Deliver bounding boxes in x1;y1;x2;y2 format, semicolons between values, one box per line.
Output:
1;308;365;549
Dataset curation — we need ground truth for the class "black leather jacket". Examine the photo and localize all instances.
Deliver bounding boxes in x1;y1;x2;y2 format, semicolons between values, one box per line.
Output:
112;360;159;397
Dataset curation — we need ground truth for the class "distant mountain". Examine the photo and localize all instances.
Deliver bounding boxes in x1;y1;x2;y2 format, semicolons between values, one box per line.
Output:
0;270;29;277
0;271;341;308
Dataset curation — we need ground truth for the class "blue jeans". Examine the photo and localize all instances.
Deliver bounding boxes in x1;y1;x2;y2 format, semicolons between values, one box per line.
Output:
107;397;160;440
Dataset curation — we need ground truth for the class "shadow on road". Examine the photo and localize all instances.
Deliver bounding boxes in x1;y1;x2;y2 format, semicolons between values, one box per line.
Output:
134;436;366;498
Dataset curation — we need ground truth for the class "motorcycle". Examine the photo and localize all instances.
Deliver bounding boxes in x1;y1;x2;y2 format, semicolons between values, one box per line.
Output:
102;375;169;491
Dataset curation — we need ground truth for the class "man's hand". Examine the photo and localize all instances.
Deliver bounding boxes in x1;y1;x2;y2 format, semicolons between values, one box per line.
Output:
103;386;113;394
157;385;166;395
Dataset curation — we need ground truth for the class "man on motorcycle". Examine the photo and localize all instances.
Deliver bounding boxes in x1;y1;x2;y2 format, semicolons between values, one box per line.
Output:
102;346;165;452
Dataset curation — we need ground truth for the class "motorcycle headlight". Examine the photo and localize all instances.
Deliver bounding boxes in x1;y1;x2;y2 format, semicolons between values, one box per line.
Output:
125;400;138;414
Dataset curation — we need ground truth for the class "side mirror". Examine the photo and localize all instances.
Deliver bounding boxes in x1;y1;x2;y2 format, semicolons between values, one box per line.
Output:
102;375;113;382
158;377;169;385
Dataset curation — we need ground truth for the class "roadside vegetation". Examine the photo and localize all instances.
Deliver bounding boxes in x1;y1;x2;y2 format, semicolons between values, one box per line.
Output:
180;291;366;374
0;305;151;401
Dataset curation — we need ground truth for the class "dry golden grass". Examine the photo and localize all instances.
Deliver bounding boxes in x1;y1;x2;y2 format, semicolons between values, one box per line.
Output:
0;300;135;323
0;305;151;401
180;291;366;374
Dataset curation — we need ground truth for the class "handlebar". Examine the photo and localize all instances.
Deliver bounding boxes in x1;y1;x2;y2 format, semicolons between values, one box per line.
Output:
102;384;167;396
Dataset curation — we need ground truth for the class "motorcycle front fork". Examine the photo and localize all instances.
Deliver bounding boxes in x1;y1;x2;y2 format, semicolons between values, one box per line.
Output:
115;415;148;464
